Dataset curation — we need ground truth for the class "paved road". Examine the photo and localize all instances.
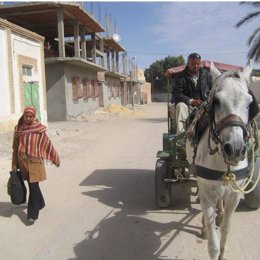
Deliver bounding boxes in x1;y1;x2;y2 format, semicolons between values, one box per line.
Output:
0;102;259;260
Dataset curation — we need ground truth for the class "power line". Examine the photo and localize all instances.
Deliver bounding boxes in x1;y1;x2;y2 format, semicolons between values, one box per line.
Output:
127;50;248;56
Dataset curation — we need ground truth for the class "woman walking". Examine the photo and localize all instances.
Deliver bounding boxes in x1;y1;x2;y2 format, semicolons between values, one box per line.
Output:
11;106;60;224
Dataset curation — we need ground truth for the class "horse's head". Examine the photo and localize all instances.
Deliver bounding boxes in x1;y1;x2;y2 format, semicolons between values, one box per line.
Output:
209;63;255;166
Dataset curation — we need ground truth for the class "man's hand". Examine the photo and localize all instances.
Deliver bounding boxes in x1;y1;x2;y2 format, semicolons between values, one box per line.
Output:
191;99;203;107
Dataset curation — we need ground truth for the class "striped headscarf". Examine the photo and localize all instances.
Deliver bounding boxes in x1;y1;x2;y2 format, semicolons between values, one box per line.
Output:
14;106;60;166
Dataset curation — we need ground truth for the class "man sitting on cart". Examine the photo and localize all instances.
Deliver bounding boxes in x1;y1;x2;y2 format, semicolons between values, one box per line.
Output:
172;53;212;134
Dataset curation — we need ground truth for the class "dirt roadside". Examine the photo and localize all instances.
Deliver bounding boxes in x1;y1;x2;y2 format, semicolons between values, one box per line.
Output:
0;102;259;260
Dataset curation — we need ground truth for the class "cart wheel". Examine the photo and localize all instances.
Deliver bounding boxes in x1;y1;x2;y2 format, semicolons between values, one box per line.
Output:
245;157;260;209
155;159;171;208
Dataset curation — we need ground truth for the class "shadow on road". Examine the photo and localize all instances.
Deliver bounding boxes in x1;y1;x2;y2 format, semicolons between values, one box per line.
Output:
0;202;28;225
135;118;168;124
236;198;259;212
69;169;202;260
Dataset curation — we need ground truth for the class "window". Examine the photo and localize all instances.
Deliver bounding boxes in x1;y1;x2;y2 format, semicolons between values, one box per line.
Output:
22;66;32;76
72;76;82;99
91;80;95;97
82;78;90;98
94;80;99;97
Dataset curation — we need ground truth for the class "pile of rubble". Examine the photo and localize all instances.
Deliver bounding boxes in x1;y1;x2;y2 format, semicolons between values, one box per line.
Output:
104;104;131;113
69;104;139;122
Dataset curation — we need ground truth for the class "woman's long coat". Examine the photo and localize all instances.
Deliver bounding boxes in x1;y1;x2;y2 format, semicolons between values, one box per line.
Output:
12;137;46;183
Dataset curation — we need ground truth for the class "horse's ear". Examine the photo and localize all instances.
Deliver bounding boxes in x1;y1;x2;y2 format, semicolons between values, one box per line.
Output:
210;62;221;81
242;65;252;82
249;89;259;121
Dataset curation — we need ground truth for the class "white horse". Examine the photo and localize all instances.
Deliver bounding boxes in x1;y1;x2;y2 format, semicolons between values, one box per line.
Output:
186;63;259;260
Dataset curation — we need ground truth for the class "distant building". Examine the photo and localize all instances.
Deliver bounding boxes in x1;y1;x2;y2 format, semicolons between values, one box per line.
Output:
141;82;152;104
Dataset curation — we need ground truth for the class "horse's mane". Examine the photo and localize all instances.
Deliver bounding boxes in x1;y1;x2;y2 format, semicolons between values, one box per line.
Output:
213;70;249;90
208;70;250;105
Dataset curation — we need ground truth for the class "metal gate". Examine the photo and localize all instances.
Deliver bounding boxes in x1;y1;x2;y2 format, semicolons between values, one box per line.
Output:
24;82;41;121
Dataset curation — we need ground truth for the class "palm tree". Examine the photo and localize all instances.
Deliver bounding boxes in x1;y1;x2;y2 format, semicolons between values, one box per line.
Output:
234;2;260;63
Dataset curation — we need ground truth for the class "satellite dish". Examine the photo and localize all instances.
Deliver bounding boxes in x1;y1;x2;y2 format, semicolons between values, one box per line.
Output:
112;33;121;42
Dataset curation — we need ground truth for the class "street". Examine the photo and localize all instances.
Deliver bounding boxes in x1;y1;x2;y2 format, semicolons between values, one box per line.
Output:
0;102;259;260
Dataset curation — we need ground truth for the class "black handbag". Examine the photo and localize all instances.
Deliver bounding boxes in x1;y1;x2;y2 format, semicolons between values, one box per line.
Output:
9;169;27;205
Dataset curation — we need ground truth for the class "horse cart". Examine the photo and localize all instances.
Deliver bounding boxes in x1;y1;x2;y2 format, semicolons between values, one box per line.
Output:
155;64;260;210
154;79;191;208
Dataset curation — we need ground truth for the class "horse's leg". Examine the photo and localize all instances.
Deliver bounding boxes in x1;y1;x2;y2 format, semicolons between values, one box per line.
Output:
219;193;241;260
200;198;220;260
216;200;224;227
201;214;208;239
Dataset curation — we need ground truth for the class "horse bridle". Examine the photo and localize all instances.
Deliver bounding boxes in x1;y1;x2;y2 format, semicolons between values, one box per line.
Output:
208;103;249;155
214;114;248;139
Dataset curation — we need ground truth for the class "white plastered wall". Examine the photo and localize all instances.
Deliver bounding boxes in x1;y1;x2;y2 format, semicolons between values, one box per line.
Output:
0;28;10;117
11;33;47;125
0;24;46;131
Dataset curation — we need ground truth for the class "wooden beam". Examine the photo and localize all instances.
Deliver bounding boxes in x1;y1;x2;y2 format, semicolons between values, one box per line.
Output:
57;7;65;58
91;33;96;63
100;38;104;67
80;25;87;59
94;33;102;40
0;9;56;17
107;50;110;71
122;52;127;74
116;52;119;72
74;22;80;57
96;49;104;57
111;50;115;72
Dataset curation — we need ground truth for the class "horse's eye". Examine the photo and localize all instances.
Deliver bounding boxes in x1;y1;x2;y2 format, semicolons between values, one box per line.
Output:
214;97;220;106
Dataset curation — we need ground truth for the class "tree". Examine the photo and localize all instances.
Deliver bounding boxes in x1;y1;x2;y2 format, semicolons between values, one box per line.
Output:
234;2;260;63
144;55;184;93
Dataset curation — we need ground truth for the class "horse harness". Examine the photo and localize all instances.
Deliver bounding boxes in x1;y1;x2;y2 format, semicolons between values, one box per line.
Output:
188;78;259;182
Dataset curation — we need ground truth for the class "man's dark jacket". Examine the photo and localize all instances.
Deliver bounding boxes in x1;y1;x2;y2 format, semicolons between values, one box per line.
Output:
172;66;212;105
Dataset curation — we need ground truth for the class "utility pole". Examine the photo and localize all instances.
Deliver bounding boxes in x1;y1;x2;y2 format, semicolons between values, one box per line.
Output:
129;57;135;110
122;52;127;106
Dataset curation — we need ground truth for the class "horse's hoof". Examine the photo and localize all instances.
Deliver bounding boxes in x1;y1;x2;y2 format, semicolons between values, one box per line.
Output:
218;250;226;260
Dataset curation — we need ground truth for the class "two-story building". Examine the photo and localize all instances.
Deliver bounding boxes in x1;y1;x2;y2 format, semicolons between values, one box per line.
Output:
0;2;129;121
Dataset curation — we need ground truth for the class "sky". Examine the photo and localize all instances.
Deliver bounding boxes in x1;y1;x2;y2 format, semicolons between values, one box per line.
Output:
83;1;260;70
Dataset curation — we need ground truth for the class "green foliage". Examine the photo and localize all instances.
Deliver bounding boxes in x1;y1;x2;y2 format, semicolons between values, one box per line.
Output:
235;2;260;63
144;55;185;93
252;69;260;76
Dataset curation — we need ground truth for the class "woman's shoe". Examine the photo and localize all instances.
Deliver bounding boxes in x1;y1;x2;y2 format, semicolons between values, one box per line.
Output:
27;218;35;224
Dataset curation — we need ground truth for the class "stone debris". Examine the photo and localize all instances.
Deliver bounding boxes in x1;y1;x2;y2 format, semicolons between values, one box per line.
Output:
104;104;131;113
69;108;112;122
68;104;141;122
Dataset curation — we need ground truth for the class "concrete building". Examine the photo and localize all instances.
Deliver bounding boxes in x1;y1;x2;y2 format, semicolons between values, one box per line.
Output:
0;18;46;131
0;2;128;121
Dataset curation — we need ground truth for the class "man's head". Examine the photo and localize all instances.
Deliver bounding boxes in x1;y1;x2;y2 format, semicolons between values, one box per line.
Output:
187;53;201;75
